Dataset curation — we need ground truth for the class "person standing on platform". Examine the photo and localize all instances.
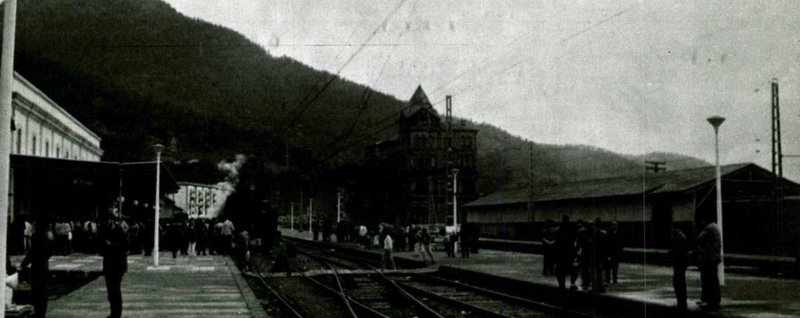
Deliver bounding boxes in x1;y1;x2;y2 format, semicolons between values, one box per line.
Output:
359;225;369;249
220;218;235;255
312;220;320;242
541;220;556;276
186;221;197;256
84;219;99;254
555;215;577;289
196;220;208;256
21;221;51;318
235;229;250;271
381;224;396;271
591;218;607;293
605;221;622;284
420;228;435;264
23;219;33;255
670;223;690;310
128;221;141;256
695;216;722;311
459;227;471;258
101;214;129;318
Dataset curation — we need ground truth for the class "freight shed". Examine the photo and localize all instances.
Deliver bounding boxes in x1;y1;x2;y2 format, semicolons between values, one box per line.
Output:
464;163;800;255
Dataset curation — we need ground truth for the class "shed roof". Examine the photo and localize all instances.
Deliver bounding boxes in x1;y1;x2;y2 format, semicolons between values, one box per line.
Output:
464;163;788;207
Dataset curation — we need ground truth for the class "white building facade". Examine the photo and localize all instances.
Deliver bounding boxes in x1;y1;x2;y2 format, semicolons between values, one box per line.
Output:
170;182;228;219
10;73;103;161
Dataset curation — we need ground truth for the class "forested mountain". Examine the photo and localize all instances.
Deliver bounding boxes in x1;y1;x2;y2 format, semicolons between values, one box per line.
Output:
6;0;707;196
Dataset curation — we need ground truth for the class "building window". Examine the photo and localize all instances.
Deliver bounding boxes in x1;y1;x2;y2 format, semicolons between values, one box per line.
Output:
31;136;36;155
56;147;60;158
45;141;49;157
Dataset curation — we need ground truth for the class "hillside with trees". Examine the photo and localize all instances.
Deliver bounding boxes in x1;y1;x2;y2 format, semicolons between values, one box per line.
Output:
7;0;708;200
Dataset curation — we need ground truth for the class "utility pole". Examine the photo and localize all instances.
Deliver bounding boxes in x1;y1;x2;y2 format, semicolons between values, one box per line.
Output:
528;143;534;222
0;0;17;311
771;78;783;179
445;95;453;228
336;189;342;223
308;198;313;236
290;202;294;231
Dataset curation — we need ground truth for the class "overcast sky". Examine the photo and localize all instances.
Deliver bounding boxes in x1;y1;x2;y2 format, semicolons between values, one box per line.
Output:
165;0;800;181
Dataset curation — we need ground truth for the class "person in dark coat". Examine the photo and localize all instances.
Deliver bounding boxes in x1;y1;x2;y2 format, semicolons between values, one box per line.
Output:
100;215;129;318
555;215;577;289
695;216;722;311
670;223;690;310
591;218;607;293
20;221;51;318
605;221;622;284
459;226;471;258
235;229;250;271
576;221;593;290
169;221;187;258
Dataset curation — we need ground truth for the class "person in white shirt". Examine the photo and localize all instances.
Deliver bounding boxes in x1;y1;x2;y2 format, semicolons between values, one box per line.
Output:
381;224;396;271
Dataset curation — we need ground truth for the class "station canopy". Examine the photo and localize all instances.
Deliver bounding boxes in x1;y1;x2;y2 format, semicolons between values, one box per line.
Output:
11;155;179;222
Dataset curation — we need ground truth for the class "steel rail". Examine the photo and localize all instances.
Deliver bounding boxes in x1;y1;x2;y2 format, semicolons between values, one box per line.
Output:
414;273;595;318
290;259;391;318
327;262;359;318
252;270;305;318
358;262;446;318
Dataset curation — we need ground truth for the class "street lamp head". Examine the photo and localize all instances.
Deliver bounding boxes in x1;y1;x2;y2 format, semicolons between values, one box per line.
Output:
153;143;166;154
706;116;725;129
451;168;460;174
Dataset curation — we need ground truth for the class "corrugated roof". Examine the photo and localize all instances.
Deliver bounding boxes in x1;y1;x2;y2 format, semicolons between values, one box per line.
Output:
465;163;754;207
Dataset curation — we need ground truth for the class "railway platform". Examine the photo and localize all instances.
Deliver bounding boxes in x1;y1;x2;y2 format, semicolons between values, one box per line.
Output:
281;227;800;318
10;254;267;318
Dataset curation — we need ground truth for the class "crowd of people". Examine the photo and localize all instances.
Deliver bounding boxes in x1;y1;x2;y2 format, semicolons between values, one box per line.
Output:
315;220;481;270
542;216;622;293
542;214;723;311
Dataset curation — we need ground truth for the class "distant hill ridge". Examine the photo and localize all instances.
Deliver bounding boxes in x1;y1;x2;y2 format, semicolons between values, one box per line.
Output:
8;0;707;195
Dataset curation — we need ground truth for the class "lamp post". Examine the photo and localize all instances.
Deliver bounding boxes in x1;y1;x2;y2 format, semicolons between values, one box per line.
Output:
707;116;725;286
152;143;165;267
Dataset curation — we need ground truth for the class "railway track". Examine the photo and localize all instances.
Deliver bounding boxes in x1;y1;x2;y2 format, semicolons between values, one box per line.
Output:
249;238;609;318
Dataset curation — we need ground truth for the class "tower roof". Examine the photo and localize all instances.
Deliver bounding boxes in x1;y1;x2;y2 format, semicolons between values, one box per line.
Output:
403;85;434;116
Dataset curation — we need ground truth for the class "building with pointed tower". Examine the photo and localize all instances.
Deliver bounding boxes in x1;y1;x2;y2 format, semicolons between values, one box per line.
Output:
360;86;478;227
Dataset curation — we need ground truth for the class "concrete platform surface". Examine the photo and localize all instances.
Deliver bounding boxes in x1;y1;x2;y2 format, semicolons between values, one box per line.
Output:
34;254;266;318
281;227;800;318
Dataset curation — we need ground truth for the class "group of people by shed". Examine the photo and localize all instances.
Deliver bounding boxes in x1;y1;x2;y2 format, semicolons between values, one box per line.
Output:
543;214;723;311
542;216;622;293
670;215;723;311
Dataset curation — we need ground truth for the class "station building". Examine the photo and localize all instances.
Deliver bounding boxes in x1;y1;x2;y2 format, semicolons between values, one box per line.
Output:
8;72;178;226
357;86;478;226
10;72;103;160
464;163;800;255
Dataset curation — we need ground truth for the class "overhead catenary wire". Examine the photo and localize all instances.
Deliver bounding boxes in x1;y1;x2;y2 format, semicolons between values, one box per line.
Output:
301;3;644;170
282;0;409;132
322;0;419;152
